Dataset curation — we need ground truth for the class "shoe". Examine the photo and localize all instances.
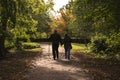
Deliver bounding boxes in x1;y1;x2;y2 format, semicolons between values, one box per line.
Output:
53;57;56;60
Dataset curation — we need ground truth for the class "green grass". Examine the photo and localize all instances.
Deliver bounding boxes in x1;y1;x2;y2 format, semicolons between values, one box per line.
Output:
72;43;120;60
72;43;90;53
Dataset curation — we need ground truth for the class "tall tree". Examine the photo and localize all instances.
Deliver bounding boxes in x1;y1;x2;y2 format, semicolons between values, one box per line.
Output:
0;0;16;57
0;0;53;57
72;0;120;55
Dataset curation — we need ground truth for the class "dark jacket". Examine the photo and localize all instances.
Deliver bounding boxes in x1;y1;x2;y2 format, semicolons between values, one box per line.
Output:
49;33;62;45
63;34;72;49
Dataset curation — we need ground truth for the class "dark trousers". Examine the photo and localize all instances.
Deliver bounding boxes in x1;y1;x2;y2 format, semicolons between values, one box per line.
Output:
64;46;71;60
52;43;59;60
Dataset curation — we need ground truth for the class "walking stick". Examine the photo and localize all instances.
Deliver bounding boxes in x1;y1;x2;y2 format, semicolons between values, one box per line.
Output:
48;42;51;59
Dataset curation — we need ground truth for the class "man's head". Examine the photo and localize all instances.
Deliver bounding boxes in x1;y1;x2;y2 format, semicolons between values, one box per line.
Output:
54;30;57;33
65;34;68;37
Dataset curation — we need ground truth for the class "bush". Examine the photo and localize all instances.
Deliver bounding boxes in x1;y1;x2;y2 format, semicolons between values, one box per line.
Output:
22;42;40;49
5;40;15;49
90;38;108;54
90;35;120;59
106;32;120;58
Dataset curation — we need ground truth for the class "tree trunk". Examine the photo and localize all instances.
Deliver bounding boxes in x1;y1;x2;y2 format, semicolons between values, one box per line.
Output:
0;18;7;58
0;36;6;57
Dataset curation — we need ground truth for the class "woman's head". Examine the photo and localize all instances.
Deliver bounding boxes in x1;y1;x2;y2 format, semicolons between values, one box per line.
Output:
65;34;68;37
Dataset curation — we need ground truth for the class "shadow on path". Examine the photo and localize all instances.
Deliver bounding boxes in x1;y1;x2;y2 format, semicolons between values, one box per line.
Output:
27;43;91;80
27;43;120;80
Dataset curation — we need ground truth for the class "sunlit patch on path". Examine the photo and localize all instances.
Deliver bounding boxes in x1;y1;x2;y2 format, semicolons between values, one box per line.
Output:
27;43;91;80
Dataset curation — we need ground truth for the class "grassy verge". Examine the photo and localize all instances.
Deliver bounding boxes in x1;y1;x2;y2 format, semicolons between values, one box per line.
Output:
72;43;89;53
72;43;120;80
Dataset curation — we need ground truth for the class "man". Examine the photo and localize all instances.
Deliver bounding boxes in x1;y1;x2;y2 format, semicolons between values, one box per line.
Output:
49;30;62;60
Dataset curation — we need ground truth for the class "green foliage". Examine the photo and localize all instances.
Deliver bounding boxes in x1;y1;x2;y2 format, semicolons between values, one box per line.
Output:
5;40;15;49
106;32;120;56
5;40;40;50
30;0;53;38
90;32;120;59
71;0;120;59
0;0;53;54
90;38;108;54
72;0;120;37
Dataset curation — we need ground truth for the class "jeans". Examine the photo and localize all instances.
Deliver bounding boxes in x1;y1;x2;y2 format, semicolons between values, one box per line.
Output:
64;46;71;60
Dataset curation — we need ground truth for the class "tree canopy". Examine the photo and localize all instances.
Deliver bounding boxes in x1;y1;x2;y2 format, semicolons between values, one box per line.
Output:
0;0;53;56
0;0;120;59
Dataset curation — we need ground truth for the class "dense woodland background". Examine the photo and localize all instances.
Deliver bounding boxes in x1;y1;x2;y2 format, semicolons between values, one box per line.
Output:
0;0;120;59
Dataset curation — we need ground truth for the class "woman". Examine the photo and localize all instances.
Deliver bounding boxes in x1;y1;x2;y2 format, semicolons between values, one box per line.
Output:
63;34;72;60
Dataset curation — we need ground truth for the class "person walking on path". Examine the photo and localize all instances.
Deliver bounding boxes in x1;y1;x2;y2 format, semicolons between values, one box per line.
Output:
63;34;72;60
49;30;62;60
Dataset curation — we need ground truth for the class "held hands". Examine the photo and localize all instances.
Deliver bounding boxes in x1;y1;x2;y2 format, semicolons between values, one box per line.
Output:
61;43;63;46
61;42;63;46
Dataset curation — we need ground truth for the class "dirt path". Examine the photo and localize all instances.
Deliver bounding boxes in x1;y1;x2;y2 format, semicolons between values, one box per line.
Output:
26;43;92;80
